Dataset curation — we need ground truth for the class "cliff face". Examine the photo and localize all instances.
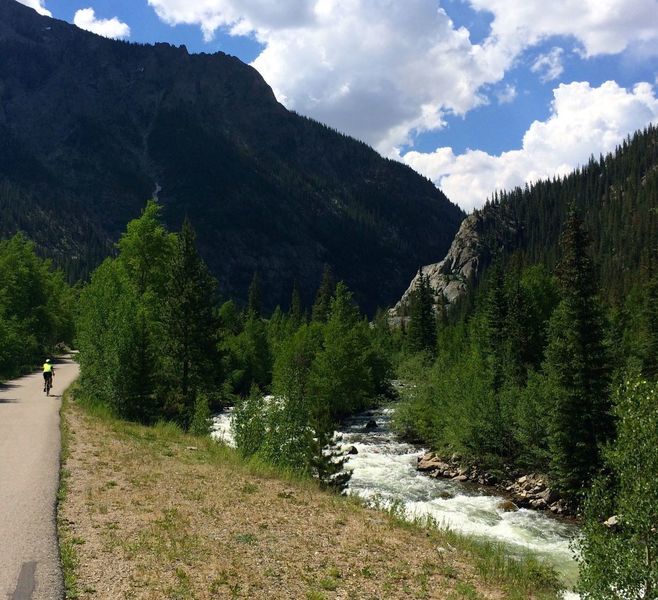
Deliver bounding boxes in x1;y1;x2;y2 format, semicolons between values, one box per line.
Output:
0;0;464;312
390;206;518;317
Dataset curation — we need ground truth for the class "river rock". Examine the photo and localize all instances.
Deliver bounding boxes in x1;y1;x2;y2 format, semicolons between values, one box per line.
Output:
530;498;547;509
364;419;378;431
417;453;443;471
497;500;519;512
344;445;359;455
452;474;468;482
603;515;620;528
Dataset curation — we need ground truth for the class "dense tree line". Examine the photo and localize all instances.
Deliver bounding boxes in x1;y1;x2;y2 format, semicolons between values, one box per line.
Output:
0;233;75;379
395;129;658;597
76;202;392;482
479;124;658;304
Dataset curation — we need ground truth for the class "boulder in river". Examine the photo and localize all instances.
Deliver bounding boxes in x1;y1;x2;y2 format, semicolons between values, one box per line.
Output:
497;500;519;512
364;419;378;431
344;445;359;455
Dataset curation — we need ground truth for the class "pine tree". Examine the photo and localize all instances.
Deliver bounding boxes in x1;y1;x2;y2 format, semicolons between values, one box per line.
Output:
407;272;437;355
289;279;303;328
162;218;219;426
544;211;612;502
640;274;658;380
247;271;262;318
482;263;507;390
312;264;335;323
310;282;374;419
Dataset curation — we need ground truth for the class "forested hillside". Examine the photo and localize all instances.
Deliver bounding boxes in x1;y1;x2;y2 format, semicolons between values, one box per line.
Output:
394;125;657;318
487;124;657;302
397;125;658;597
0;0;463;313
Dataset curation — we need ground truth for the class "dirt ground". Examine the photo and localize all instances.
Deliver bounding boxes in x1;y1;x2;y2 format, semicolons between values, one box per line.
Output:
59;398;557;600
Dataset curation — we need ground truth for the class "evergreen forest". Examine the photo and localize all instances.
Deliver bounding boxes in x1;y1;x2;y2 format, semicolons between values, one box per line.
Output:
1;125;656;597
395;126;658;597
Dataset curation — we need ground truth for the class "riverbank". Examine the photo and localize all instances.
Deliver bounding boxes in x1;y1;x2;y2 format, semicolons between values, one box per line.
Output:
58;392;562;599
417;452;575;518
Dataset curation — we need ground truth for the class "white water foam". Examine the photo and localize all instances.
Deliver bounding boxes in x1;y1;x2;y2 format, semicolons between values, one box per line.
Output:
210;408;236;447
212;404;581;594
339;407;579;590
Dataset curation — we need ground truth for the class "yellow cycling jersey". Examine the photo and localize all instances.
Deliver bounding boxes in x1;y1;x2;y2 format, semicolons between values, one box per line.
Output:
43;363;53;373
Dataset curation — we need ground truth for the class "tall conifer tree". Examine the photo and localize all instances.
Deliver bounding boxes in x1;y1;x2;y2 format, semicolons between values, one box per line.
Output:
312;264;336;323
247;271;262;318
163;218;218;425
544;210;611;502
407;272;437;355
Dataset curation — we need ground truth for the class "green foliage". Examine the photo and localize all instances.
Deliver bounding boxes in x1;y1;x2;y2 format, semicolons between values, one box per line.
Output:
228;280;390;482
578;373;658;598
311;265;336;323
76;201;220;425
406;272;437;356
247;272;262;318
189;392;211;437
232;386;268;459
0;233;75;378
162;218;219;426
544;211;612;501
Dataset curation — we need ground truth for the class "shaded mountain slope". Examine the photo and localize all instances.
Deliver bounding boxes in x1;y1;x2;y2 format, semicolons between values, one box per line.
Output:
0;0;464;312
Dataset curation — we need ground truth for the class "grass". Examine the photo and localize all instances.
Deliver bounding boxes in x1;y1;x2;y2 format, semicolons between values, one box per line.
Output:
58;390;564;599
57;385;81;599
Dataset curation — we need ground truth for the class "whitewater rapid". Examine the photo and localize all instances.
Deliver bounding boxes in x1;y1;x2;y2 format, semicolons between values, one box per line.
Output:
212;404;579;592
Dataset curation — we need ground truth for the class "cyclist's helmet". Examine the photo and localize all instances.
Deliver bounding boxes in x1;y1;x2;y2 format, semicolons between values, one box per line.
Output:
46;359;51;363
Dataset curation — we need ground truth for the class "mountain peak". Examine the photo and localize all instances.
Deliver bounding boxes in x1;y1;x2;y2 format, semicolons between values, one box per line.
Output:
0;0;464;312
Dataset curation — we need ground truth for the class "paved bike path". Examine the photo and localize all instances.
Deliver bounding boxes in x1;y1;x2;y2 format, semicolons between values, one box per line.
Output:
1;356;79;600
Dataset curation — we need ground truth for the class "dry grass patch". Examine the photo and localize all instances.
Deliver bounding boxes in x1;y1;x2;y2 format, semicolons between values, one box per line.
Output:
59;395;560;599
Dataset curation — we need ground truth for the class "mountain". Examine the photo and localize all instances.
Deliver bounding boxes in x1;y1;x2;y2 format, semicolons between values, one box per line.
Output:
0;0;464;313
392;124;658;314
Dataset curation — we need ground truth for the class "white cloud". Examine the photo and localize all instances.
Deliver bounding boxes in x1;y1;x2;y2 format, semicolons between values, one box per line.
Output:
468;0;658;57
403;81;658;211
496;84;517;104
16;0;51;17
146;0;658;155
73;8;131;39
147;0;315;42
531;48;564;83
147;0;513;151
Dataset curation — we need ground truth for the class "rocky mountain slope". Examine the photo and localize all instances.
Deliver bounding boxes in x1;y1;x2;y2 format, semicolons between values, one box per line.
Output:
0;0;464;313
392;124;658;316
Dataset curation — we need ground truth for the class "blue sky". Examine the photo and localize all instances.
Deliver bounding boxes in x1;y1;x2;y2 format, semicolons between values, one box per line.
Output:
20;0;658;210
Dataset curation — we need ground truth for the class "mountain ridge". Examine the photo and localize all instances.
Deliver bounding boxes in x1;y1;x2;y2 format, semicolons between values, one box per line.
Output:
0;0;464;312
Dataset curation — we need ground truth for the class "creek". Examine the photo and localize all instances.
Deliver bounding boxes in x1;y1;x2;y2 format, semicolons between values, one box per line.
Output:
212;404;579;596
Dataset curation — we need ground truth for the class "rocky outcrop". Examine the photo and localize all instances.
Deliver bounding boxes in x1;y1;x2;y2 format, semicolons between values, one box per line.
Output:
417;452;572;517
390;205;519;319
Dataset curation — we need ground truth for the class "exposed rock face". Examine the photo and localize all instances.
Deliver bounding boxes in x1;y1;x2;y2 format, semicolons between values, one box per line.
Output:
390;205;519;318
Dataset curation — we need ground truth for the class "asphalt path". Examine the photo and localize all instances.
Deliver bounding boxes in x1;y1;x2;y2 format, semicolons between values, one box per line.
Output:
0;356;79;600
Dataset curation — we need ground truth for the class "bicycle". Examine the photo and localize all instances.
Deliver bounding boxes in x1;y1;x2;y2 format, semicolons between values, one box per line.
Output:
44;374;53;396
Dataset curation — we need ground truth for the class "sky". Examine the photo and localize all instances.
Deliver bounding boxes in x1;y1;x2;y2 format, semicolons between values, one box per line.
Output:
18;0;658;212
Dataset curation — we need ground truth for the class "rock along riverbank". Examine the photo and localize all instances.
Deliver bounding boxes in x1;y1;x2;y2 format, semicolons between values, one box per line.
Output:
417;451;576;518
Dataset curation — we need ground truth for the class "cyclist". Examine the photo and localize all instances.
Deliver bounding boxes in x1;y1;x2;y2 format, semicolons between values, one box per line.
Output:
43;359;55;394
